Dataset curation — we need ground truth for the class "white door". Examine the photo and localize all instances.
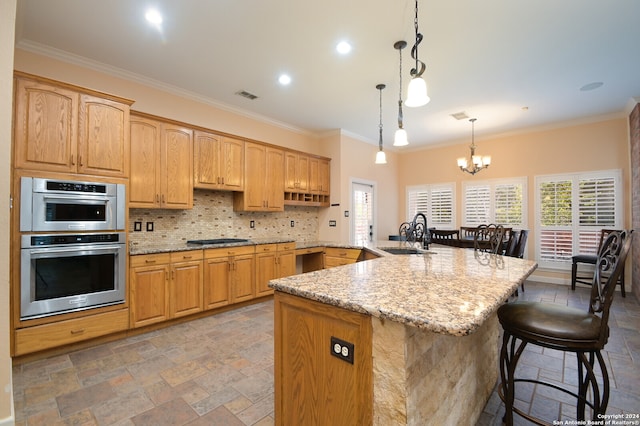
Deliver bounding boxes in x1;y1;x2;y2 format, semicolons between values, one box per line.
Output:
351;182;375;244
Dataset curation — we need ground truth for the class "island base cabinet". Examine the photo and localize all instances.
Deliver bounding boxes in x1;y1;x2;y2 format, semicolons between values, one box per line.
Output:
274;292;373;426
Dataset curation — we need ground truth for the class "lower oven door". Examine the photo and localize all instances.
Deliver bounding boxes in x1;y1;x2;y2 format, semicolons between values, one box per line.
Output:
20;243;126;320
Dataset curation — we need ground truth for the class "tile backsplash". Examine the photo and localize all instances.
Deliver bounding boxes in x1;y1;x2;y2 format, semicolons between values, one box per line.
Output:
128;189;320;247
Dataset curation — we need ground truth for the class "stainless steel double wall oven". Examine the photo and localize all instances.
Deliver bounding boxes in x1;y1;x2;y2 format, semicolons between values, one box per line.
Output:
19;177;126;320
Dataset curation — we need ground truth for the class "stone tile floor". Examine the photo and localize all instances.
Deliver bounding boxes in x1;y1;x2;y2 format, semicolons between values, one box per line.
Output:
12;282;640;425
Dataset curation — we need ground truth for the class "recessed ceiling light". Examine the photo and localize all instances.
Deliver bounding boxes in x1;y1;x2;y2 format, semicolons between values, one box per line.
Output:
145;9;163;25
336;41;352;55
278;74;292;85
580;82;603;92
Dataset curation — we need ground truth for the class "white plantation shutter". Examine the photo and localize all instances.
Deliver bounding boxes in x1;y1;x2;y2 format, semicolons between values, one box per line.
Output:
464;184;491;226
538;179;573;263
430;188;453;227
406;184;455;229
535;170;622;269
463;178;527;227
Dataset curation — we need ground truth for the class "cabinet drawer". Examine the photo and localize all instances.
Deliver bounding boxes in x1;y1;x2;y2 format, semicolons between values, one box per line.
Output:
130;253;171;267
205;245;255;258
170;250;203;262
324;257;357;268
14;309;129;356
278;242;296;252
295;246;324;255
256;244;277;254
324;248;361;260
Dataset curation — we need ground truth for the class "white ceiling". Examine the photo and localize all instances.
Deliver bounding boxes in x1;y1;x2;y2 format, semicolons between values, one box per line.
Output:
14;0;640;149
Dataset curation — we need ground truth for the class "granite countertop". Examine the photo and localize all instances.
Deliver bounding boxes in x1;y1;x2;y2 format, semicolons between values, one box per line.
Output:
269;241;538;336
129;237;295;255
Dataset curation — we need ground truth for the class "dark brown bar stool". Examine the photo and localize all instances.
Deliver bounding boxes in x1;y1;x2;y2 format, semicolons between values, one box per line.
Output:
572;229;626;297
497;230;633;425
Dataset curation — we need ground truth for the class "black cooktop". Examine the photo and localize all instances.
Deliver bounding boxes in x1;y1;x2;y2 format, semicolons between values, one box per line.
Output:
186;238;250;245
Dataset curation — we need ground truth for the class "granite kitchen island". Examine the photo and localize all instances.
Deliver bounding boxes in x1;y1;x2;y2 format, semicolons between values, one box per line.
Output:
269;242;537;426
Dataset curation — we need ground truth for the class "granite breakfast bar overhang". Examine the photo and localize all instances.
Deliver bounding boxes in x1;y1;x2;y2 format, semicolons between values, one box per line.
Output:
270;243;538;425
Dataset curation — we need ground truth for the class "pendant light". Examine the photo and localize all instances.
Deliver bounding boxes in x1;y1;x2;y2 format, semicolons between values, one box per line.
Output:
375;84;387;164
393;40;409;147
405;0;430;107
457;118;491;175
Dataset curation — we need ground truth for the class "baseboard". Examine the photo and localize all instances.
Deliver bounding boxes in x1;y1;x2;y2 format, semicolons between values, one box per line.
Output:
0;414;15;426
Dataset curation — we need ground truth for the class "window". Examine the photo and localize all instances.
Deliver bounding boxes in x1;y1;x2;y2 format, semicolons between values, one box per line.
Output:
535;170;622;269
406;183;455;229
462;178;527;228
352;182;374;244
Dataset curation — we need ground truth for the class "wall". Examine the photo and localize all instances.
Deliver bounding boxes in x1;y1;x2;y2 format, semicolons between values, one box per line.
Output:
398;117;631;282
630;103;640;302
0;1;15;423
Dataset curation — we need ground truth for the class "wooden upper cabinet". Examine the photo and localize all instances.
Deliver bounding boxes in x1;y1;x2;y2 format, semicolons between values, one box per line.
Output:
162;124;193;209
309;157;330;195
285;151;309;193
234;142;284;211
194;131;244;191
13;72;132;177
130;114;193;209
77;94;130;177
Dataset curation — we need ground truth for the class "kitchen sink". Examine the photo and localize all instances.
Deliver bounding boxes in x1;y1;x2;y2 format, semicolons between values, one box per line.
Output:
186;238;250;245
380;247;422;255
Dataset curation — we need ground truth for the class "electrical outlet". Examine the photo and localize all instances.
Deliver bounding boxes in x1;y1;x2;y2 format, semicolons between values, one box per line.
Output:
330;336;354;364
134;221;142;231
250;220;255;229
146;221;154;232
290;220;295;227
329;220;337;227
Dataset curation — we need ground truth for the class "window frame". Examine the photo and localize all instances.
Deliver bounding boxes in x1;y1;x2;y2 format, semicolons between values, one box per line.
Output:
461;177;528;228
406;183;456;230
534;169;623;270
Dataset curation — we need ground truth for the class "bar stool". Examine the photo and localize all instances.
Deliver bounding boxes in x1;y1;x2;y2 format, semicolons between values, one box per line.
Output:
572;229;626;297
497;230;633;425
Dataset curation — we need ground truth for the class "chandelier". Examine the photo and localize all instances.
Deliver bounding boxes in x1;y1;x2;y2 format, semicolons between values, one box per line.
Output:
457;118;491;175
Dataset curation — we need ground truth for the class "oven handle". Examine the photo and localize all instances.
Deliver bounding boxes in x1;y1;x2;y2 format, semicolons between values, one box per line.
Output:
25;244;124;259
42;194;110;204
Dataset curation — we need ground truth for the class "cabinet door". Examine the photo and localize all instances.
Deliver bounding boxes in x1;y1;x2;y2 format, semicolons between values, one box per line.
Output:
318;158;330;195
130;264;169;328
13;77;78;173
256;251;278;296
265;147;285;211
161;124;193;209
203;257;231;310
130;117;161;208
77;94;129;177
170;260;203;318
284;152;298;191
297;155;309;192
194;130;222;189
278;250;296;279
220;136;244;190
231;254;255;303
243;142;267;210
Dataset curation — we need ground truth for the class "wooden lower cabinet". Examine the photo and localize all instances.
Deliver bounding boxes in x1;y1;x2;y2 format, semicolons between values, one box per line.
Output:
274;292;373;425
169;251;204;318
324;247;362;268
255;243;296;297
203;245;256;309
130;251;204;327
14;309;129;356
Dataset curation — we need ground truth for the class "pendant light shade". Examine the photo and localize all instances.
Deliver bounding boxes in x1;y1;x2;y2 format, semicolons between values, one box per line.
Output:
394;128;408;147
405;77;430;107
375;83;387;164
405;0;430;108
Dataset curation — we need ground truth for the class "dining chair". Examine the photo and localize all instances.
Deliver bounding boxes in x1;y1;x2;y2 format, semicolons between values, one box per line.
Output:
473;224;505;254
